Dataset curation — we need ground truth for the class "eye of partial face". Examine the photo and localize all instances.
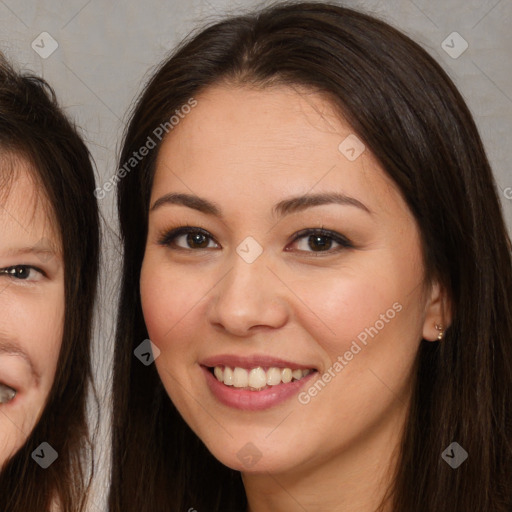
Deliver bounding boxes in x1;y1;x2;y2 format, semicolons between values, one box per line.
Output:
0;383;16;404
0;265;44;281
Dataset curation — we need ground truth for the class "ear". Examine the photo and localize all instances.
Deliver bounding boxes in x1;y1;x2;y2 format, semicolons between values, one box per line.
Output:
422;280;452;342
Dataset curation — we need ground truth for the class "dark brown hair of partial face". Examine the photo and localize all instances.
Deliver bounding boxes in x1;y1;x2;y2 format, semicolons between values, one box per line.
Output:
111;2;512;511
0;53;100;512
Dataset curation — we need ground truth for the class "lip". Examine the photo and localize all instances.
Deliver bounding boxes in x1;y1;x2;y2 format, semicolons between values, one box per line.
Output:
201;354;316;371
201;364;317;411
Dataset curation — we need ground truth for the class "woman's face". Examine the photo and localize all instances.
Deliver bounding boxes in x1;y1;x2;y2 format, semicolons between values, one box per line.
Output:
140;85;446;475
0;161;64;465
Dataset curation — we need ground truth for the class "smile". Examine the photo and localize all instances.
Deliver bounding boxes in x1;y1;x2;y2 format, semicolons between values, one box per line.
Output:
202;360;318;410
212;365;313;391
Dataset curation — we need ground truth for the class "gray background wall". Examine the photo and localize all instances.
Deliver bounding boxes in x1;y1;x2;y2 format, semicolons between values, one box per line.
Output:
1;1;510;510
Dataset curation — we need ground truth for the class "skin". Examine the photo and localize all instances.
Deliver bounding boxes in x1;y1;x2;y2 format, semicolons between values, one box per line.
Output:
140;84;451;512
0;159;64;467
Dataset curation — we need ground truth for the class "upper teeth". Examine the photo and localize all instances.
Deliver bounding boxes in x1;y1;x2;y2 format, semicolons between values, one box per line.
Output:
213;366;312;390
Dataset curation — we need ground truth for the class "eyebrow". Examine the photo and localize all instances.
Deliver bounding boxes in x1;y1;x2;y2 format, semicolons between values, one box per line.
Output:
2;246;58;259
150;192;372;218
0;339;40;385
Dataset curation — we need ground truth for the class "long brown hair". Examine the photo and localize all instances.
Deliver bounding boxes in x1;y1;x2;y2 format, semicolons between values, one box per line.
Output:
111;2;512;511
0;54;100;511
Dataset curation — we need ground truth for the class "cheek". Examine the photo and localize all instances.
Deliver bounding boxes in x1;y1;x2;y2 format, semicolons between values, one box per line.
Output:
141;258;174;339
287;252;425;372
140;255;202;353
24;292;64;381
0;413;30;465
0;287;64;466
287;268;402;355
3;289;64;376
0;386;47;465
140;256;207;422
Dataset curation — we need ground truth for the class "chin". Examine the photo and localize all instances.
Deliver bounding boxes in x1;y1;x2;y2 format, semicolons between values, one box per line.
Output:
201;435;300;474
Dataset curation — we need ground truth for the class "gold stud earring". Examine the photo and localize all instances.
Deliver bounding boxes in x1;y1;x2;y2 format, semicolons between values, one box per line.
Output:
434;323;444;341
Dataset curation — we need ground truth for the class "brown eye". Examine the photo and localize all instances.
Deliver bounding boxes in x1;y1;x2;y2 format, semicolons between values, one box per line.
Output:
290;228;353;254
306;234;333;251
158;227;219;250
185;232;210;249
0;265;44;280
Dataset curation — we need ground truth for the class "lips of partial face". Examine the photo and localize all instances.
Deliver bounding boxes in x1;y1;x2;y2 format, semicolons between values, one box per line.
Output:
0;352;39;406
0;383;16;404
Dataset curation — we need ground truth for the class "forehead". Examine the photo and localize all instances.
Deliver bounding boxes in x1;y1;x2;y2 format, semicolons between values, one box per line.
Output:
0;155;61;251
155;83;345;171
151;84;409;220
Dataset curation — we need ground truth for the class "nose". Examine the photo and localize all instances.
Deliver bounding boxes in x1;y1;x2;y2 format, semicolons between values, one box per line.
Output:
207;251;289;337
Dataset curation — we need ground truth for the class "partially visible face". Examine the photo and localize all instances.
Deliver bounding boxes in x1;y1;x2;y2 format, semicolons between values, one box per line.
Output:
0;158;64;466
140;84;443;476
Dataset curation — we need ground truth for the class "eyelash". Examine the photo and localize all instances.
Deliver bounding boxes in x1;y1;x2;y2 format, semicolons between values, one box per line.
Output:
0;265;45;281
157;225;353;255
